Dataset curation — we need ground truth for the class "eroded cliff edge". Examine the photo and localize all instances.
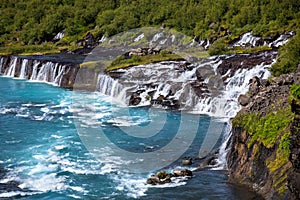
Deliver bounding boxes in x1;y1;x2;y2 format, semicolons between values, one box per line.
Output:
227;68;300;199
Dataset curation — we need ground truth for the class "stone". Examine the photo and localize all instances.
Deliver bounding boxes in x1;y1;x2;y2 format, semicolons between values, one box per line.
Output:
181;157;193;165
238;94;250;106
146;176;160;185
83;32;97;48
260;79;270;87
156;171;172;179
173;169;193;177
129;93;142;106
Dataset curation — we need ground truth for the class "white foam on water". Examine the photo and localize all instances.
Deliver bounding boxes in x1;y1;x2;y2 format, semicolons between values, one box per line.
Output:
16;114;29;118
113;174;148;198
0;191;40;198
19;173;66;192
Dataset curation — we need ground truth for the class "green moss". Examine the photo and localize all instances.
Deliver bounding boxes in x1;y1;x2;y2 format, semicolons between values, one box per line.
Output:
290;84;300;103
271;31;300;77
229;46;273;55
106;52;184;71
233;109;294;195
233;109;293;149
267;131;291;173
252;144;259;156
80;61;106;73
0;44;59;55
273;173;289;194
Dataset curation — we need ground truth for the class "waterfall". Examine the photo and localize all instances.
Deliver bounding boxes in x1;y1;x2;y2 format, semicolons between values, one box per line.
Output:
96;74;123;100
0;57;3;74
36;62;51;82
54;65;66;85
19;59;28;79
0;56;71;86
6;57;18;77
96;56;273;118
212;121;232;170
94;54;275;169
153;83;171;99
35;62;68;85
30;61;40;80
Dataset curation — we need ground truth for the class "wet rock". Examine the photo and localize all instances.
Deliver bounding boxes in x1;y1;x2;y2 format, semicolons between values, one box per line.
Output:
238;94;250;106
83;32;97;48
146;171;173;185
218;51;277;76
173;169;193;177
196;65;214;81
260;79;270;87
181;157;193;165
146;175;160;185
249;76;260;96
129;92;142;106
146;169;193;185
157;171;173;180
198;155;218;168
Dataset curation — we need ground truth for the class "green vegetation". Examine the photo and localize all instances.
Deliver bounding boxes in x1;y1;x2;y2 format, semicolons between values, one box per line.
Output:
0;44;59;55
0;0;299;76
290;84;300;102
0;0;299;53
271;32;300;76
107;52;183;71
233;109;293;149
233;108;294;177
233;84;300;177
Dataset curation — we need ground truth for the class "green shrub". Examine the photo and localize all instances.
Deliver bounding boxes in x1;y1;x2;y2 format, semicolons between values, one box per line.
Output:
233;109;294;149
290;84;300;100
271;32;300;76
208;38;227;56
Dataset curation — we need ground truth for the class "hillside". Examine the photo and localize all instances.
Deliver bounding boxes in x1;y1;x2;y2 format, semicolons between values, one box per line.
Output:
0;0;299;55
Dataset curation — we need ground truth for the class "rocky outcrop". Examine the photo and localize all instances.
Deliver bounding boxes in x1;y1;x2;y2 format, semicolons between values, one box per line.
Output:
288;87;300;199
227;70;300;199
146;169;193;185
217;51;277;77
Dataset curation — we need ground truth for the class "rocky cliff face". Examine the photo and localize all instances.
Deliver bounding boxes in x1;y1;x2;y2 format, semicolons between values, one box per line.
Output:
227;69;300;199
0;55;80;89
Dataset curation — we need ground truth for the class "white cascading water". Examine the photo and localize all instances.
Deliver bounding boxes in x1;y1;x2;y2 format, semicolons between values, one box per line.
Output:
33;61;67;85
54;65;66;85
193;62;272;118
96;74;124;100
5;56;18;77
0;57;3;74
0;56;68;86
96;57;273;118
30;60;40;80
19;59;28;79
36;62;53;82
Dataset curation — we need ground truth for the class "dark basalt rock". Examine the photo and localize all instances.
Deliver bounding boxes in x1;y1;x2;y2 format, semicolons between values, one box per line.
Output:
228;71;300;200
146;169;193;185
181;157;193;165
129;92;142;106
238;94;250;106
146;171;173;185
218;51;277;76
173;169;193;177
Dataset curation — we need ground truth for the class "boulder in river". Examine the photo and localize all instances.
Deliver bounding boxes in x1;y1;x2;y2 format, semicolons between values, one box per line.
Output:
146;169;193;185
